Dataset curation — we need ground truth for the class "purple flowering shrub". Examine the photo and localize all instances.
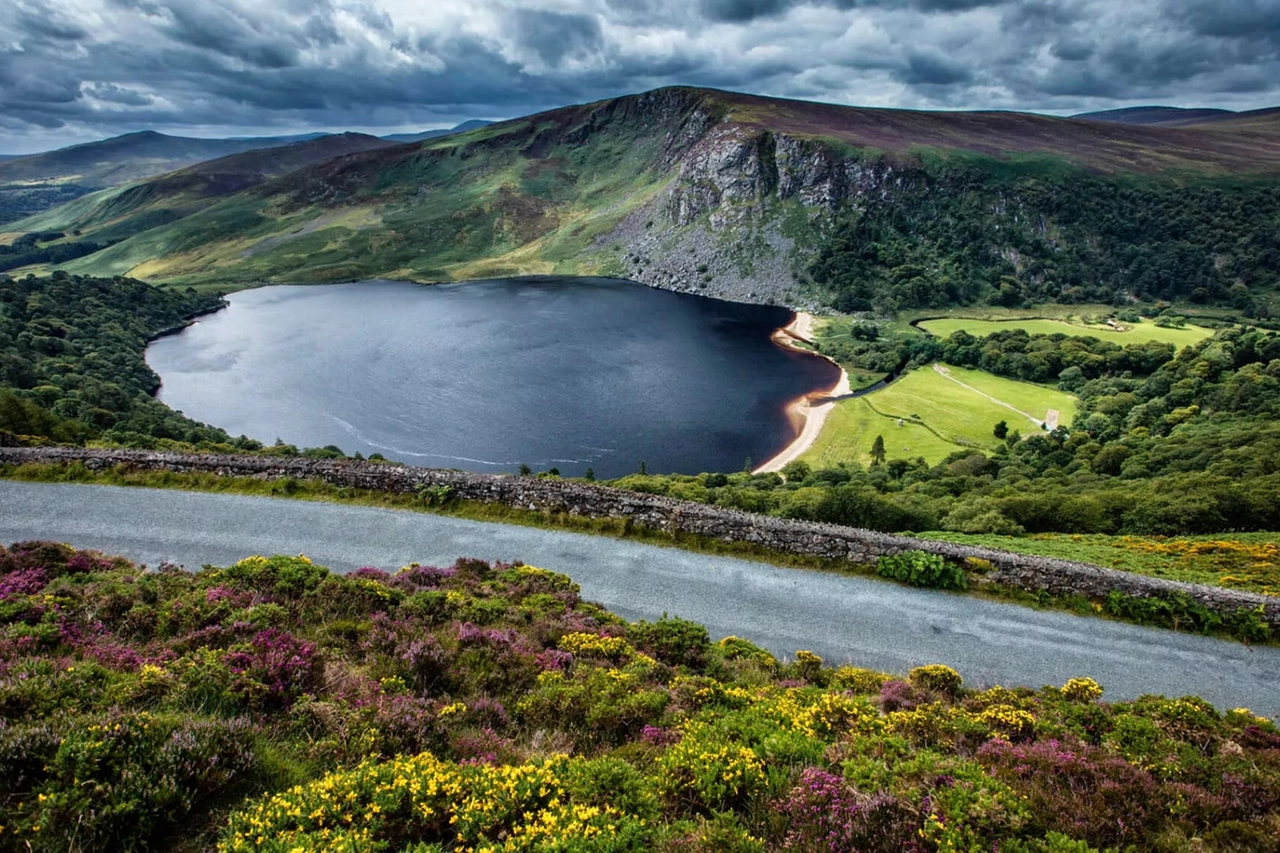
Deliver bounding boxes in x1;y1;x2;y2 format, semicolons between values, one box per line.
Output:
978;736;1163;847
0;567;47;601
223;627;322;708
776;767;922;852
0;543;1277;852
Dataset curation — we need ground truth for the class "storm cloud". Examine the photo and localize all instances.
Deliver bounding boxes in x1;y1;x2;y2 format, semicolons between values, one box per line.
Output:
1;0;1278;152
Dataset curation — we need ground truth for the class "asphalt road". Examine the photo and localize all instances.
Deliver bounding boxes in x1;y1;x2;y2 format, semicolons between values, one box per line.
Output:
4;480;1279;715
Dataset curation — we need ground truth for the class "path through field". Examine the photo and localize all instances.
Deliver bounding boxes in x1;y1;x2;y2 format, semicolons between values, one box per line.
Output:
933;363;1044;427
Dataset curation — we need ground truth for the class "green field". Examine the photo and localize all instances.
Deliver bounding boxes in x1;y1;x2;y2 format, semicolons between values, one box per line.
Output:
920;531;1280;596
801;364;1078;467
918;316;1213;349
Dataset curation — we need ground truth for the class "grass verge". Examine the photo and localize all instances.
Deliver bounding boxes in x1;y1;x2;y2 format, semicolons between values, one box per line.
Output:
3;460;1275;645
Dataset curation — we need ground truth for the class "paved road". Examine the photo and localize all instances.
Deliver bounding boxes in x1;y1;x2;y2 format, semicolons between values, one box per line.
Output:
4;480;1279;715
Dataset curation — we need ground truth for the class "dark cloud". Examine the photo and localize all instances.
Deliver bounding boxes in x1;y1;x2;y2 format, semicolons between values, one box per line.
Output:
1050;39;1094;62
83;83;154;106
899;51;971;85
0;0;1278;154
511;10;604;65
700;0;793;22
1176;0;1280;39
16;7;89;41
699;0;1002;22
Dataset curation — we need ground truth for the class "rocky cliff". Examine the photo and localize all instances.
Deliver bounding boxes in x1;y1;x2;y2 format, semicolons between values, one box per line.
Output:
39;86;1280;306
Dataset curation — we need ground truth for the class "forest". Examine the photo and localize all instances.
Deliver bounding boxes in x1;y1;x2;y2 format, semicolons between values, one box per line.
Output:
0;231;116;273
4;273;1280;539
807;168;1280;315
610;327;1280;537
2;544;1277;851
0;272;236;446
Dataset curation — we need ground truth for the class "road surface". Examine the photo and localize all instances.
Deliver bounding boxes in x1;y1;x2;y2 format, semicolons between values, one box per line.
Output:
3;480;1278;715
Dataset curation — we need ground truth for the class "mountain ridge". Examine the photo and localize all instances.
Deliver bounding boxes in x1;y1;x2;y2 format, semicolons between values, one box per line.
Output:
14;86;1280;313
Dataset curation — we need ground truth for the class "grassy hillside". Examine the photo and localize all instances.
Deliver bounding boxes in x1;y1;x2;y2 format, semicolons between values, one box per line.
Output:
7;133;395;253
800;365;1077;468
917;317;1213;349
1;86;1275;314
2;543;1277;851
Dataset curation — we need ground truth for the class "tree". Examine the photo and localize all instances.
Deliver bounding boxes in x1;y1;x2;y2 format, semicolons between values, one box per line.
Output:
781;460;811;482
584;467;595;481
518;463;532;476
870;435;886;467
993;420;1009;440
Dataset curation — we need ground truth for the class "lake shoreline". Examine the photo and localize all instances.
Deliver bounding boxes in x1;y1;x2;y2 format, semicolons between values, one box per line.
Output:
755;312;851;474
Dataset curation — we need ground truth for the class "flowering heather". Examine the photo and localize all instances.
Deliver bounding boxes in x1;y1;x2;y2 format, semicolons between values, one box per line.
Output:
223;627;321;706
0;543;1276;852
0;567;47;600
777;767;922;852
388;563;457;590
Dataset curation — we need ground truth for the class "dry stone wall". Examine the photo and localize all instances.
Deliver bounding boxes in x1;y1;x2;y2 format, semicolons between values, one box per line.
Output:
4;446;1278;627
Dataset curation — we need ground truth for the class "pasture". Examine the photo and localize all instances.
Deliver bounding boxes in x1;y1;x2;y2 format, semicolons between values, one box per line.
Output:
800;364;1078;467
917;316;1213;349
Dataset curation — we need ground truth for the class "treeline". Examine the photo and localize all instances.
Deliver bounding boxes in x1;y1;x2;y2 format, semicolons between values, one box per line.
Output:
815;322;1184;383
610;329;1280;536
809;166;1280;314
0;272;238;446
0;231;115;273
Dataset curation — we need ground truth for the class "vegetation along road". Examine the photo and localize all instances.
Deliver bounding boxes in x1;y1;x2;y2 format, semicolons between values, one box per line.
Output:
4;480;1279;716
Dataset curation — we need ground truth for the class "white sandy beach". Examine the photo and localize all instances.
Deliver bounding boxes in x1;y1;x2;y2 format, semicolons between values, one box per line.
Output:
755;312;851;474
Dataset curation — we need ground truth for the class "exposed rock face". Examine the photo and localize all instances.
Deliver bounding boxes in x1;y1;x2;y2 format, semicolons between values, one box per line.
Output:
6;447;1277;630
583;91;916;306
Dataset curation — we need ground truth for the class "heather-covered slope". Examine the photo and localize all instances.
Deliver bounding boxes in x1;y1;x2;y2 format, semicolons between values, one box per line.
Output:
17;87;1280;311
2;543;1277;851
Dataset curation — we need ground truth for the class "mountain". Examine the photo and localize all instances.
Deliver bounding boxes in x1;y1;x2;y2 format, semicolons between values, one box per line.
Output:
1;133;397;273
1072;106;1237;126
21;87;1280;313
381;120;493;143
0;130;349;188
0;130;388;227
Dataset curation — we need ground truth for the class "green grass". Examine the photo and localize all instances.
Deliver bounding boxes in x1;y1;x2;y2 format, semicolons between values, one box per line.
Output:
920;531;1280;596
918;316;1214;349
802;364;1078;467
4;460;1275;643
801;397;960;467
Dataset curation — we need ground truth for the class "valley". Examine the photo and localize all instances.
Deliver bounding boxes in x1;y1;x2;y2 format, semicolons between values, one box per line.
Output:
4;80;1280;852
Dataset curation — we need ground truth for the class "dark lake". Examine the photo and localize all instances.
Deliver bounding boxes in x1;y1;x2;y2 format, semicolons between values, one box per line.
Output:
145;277;837;479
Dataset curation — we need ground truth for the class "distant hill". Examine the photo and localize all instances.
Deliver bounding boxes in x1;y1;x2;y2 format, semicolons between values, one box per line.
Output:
1187;107;1280;134
19;86;1280;315
1072;106;1236;127
8;133;396;250
381;120;493;143
0;130;344;188
0;130;386;226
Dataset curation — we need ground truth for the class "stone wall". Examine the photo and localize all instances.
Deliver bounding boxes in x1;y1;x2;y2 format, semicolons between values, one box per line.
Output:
4;446;1277;627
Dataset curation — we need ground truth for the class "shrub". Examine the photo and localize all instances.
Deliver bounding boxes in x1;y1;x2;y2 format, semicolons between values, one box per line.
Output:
876;551;967;590
1061;677;1104;703
628;616;711;671
909;664;963;696
775;767;922;852
978;737;1163;847
1;712;256;850
223;628;322;709
657;721;767;813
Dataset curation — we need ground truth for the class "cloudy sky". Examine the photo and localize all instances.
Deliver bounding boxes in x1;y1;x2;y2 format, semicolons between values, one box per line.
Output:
2;0;1279;153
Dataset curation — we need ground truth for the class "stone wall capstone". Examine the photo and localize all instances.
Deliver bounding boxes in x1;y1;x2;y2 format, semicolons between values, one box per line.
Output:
3;446;1277;627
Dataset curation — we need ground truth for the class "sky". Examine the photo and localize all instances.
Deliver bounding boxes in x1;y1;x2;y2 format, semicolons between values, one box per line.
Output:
2;0;1279;154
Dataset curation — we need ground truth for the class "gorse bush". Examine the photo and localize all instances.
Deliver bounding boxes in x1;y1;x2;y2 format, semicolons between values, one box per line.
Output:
876;550;968;590
0;543;1277;851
